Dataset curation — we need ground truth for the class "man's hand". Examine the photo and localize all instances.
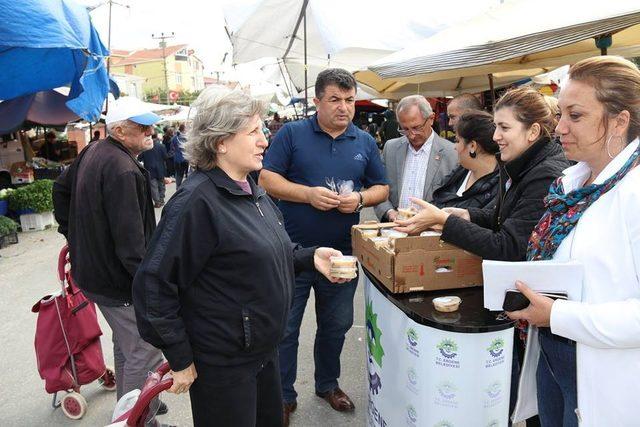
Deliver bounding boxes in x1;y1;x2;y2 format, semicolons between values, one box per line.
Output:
386;209;399;222
314;247;349;284
506;281;554;327
306;187;341;211
337;192;360;214
168;363;197;394
394;198;449;235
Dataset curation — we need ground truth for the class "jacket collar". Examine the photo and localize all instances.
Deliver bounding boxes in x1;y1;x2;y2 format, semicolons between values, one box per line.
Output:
106;136;145;168
203;167;266;198
310;114;357;139
500;137;552;182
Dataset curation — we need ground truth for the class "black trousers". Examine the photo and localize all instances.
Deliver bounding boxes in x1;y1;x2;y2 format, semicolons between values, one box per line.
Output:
189;352;283;427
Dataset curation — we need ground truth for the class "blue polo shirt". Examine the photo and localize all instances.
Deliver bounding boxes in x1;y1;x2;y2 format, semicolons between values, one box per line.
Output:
262;115;387;253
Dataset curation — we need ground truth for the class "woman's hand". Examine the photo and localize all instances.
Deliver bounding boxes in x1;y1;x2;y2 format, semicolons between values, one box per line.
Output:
394;198;449;235
314;247;349;284
506;281;554;327
168;362;197;394
442;207;470;222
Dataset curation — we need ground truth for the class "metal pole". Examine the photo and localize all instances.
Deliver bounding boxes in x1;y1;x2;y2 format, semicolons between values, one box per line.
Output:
303;11;308;117
488;73;496;111
152;32;175;104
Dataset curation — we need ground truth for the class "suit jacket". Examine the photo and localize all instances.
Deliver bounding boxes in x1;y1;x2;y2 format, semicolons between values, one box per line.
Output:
374;132;457;220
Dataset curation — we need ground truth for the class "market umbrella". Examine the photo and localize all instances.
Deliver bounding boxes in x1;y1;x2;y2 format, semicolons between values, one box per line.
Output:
224;0;496;100
0;0;110;122
0;80;120;135
356;0;640;98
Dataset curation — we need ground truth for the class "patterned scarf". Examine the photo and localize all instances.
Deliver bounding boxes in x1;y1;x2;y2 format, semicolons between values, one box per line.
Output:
527;144;640;261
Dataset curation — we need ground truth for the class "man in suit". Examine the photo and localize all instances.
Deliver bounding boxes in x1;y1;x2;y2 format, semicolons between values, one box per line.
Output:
374;95;458;222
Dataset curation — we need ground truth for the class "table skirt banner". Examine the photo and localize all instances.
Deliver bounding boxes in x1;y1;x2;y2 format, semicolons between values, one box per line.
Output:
365;277;514;427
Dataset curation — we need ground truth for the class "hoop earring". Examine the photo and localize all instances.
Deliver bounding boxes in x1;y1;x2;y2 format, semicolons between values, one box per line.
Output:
469;151;477;159
605;134;622;159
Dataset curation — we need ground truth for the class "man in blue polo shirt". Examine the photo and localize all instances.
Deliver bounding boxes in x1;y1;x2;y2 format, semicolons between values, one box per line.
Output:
260;68;388;425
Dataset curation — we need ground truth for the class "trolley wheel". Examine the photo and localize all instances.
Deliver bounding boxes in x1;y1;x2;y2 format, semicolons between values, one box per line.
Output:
99;366;117;391
60;392;87;420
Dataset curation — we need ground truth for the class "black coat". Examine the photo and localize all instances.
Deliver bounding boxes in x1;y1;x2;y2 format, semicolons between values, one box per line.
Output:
138;140;168;180
441;139;568;261
53;137;156;302
432;165;499;210
132;167;316;371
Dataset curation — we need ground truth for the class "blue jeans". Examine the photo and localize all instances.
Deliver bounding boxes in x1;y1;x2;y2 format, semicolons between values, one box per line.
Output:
278;270;357;403
536;328;578;427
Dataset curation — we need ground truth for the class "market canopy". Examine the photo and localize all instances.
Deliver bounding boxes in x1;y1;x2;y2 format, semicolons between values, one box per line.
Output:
0;0;110;121
357;0;640;97
224;0;496;92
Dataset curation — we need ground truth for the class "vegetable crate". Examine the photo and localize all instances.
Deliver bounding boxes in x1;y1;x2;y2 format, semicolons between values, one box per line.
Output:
20;211;55;232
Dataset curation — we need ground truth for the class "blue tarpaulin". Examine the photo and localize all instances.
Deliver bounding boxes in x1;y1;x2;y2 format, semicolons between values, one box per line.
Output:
0;0;110;122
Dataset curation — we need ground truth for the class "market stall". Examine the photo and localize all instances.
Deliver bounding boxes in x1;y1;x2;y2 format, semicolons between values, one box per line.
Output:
363;269;514;427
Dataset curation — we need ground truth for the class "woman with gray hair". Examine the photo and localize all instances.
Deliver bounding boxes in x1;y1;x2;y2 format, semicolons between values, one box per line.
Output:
132;86;346;426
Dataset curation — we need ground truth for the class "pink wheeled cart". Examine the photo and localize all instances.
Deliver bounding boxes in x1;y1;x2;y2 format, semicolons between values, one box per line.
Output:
32;245;116;419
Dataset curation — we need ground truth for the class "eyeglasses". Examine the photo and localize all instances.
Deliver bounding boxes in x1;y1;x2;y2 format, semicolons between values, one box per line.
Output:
398;117;430;136
127;122;154;134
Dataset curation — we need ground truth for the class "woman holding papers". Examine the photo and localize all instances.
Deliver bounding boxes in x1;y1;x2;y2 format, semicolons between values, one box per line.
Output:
507;56;640;426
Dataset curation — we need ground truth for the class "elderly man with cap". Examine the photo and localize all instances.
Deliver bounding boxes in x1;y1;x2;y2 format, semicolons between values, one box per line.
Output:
53;97;166;408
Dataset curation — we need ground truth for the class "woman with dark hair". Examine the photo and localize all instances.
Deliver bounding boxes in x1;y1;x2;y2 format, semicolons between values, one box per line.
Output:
395;87;568;262
431;110;499;209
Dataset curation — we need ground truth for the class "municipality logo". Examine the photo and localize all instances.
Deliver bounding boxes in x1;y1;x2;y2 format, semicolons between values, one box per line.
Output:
366;299;384;395
407;368;418;386
405;328;420;357
487;338;505;358
406;405;418;424
407;328;418;347
354;153;365;162
437;381;457;400
437;338;458;359
486;382;502;399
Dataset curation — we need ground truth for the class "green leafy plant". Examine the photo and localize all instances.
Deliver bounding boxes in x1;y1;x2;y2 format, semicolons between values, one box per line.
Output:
8;180;55;213
0;216;18;236
0;188;15;201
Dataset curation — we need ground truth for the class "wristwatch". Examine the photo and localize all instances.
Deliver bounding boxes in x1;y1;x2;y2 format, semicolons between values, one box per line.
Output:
355;192;365;213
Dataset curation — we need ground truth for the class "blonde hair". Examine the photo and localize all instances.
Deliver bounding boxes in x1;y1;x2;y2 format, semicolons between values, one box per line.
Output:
568;55;640;143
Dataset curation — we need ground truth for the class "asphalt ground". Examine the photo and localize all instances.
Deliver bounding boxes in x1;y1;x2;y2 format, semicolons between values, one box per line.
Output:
0;182;370;426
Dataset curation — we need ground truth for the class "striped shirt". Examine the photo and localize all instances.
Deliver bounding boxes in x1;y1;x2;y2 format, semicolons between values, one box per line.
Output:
399;131;434;209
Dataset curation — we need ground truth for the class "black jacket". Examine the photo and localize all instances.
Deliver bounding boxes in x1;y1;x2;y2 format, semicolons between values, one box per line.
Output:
132;168;316;371
138;139;168;180
441;139;568;261
432;165;499;210
53;137;156;302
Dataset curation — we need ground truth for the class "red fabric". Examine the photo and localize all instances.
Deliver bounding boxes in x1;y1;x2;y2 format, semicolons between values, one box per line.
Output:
32;248;106;394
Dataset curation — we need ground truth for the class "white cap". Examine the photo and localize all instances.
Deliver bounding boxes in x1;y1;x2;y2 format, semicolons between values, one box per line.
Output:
105;97;161;126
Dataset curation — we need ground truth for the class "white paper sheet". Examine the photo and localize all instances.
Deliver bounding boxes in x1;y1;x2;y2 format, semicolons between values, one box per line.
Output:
482;260;584;310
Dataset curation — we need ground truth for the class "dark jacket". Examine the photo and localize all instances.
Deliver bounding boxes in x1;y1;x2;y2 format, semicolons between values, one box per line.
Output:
441;138;568;261
53;137;156;302
138;139;168;180
132;167;316;371
171;132;187;164
432;165;499;210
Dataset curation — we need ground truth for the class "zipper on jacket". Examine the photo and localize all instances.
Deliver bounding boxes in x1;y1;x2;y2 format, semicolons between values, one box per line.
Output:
497;169;512;228
255;201;264;217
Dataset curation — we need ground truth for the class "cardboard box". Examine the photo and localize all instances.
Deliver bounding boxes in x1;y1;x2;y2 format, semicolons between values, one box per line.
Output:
10;161;34;184
352;223;483;293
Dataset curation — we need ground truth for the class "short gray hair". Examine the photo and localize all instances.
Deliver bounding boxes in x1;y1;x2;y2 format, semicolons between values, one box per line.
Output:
396;95;433;119
106;120;127;136
185;86;265;170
